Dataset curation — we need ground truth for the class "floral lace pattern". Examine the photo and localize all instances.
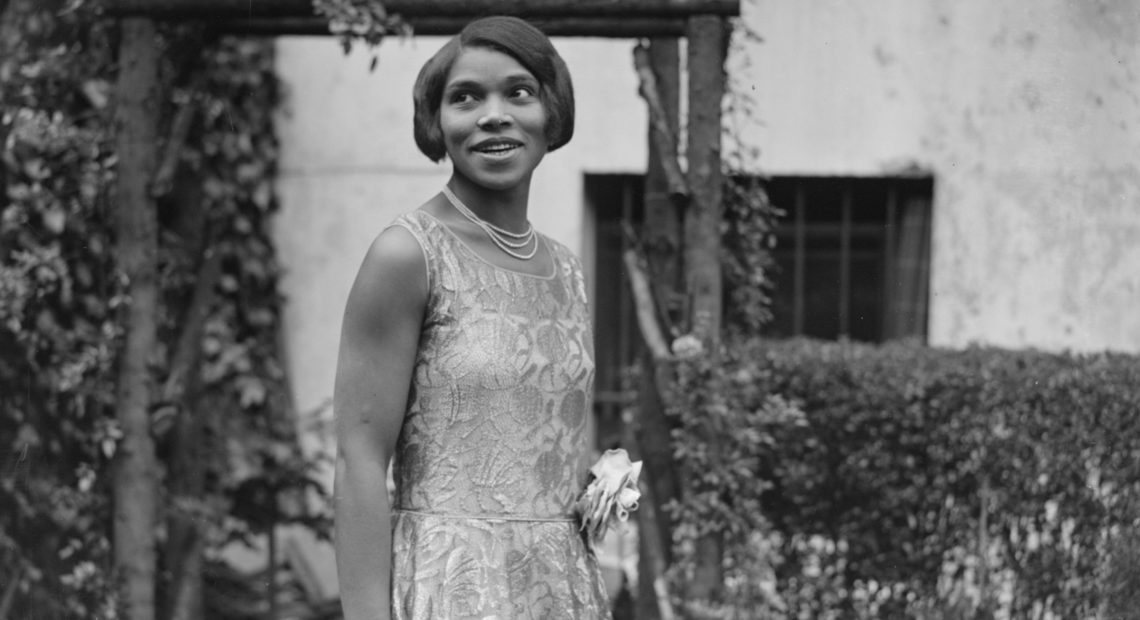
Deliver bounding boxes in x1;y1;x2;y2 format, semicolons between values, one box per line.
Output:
389;211;611;619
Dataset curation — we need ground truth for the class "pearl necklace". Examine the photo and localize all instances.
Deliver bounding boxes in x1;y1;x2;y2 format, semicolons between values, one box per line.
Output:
442;185;538;261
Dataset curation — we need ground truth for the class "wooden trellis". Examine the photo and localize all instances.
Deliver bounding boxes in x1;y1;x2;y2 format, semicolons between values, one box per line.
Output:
102;2;737;619
103;0;738;18
104;0;736;35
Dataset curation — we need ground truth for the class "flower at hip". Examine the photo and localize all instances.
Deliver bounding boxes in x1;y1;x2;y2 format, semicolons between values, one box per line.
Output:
576;448;642;547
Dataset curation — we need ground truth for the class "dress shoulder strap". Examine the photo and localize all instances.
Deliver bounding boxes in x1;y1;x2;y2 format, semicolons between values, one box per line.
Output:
534;234;585;312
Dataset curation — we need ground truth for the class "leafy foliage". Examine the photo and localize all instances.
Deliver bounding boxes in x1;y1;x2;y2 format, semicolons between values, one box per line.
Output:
1;3;327;618
312;0;409;69
1;2;121;615
665;349;803;618
667;337;1140;619
719;16;781;340
720;175;780;338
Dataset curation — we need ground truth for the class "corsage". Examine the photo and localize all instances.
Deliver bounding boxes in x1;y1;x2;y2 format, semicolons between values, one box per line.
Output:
576;448;642;548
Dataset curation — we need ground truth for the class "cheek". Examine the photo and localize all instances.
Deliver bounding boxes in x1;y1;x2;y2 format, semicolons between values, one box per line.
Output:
525;107;550;144
438;109;468;144
533;101;549;128
534;96;553;136
439;118;459;145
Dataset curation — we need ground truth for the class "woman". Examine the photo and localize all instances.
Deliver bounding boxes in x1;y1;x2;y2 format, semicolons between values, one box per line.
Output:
333;16;612;620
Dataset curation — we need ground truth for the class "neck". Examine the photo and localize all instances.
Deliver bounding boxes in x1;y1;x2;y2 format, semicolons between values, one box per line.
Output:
446;174;531;232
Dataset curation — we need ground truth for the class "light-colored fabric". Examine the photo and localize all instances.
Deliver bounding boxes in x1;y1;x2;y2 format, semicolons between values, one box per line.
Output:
388;210;610;620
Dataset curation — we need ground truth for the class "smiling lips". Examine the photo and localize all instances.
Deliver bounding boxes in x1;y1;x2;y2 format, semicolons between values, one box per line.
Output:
473;138;522;158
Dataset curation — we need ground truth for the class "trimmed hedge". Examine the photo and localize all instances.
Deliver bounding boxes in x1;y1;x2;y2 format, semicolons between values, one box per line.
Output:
668;338;1140;619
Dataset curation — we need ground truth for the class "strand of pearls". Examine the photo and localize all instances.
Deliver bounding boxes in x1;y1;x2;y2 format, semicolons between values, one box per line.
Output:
442;185;538;260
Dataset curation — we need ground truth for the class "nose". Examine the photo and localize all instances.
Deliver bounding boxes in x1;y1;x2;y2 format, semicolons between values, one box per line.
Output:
477;97;513;129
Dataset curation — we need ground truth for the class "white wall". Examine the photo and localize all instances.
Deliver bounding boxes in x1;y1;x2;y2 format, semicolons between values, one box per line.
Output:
274;1;1140;442
731;0;1140;352
273;35;645;444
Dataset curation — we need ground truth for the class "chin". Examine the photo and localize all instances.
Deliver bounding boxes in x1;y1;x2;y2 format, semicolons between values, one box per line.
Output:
451;151;545;193
458;168;533;192
475;176;528;192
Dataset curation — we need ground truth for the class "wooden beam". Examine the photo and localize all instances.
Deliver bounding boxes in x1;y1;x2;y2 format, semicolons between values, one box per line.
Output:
103;0;740;19
216;16;687;38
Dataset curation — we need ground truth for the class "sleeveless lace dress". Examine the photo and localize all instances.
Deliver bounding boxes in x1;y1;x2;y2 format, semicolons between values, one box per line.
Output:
388;211;612;620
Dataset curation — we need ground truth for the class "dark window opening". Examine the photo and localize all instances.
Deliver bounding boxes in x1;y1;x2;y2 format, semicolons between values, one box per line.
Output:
764;176;934;343
585;174;644;441
585;174;934;441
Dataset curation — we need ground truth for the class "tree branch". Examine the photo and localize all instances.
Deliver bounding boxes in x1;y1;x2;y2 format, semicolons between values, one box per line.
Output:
635;479;677;620
151;79;201;199
634;43;689;201
0;563;21;620
634;36;684;620
151;242;222;439
162;247;222;404
161;233;222;620
167;525;203;620
623;248;672;361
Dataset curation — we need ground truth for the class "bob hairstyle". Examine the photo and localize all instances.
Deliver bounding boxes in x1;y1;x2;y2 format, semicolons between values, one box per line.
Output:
413;16;575;163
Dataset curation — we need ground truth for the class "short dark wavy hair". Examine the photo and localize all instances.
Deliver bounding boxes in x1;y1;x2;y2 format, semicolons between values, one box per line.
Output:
413;16;575;163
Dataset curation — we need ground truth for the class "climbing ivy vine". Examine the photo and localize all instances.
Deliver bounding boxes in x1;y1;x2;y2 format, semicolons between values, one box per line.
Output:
1;2;326;617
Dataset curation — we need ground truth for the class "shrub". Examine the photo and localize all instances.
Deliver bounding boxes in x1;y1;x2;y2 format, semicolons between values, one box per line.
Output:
1;4;326;617
668;338;1140;619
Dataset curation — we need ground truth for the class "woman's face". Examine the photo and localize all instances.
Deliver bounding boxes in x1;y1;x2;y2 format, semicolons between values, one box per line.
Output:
440;47;549;193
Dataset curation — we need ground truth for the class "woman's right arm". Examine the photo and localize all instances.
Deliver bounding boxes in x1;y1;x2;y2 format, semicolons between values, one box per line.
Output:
333;225;427;620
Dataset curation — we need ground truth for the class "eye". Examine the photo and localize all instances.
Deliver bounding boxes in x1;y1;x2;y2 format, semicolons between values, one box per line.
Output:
450;91;475;104
510;85;537;99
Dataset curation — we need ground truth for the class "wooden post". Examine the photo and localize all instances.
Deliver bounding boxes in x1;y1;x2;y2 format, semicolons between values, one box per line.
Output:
633;36;685;620
112;16;162;620
684;15;726;346
683;13;727;606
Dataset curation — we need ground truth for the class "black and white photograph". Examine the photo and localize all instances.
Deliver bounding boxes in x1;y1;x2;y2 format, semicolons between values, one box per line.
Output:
2;1;1138;619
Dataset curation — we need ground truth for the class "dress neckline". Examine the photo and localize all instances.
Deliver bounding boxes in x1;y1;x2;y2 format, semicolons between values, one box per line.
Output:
415;209;558;280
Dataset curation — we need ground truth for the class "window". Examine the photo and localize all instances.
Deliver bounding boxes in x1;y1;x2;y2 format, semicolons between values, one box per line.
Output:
764;176;933;343
584;174;644;434
585;174;934;439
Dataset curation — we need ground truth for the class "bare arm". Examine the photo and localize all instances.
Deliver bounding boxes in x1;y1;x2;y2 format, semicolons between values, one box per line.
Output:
333;226;427;620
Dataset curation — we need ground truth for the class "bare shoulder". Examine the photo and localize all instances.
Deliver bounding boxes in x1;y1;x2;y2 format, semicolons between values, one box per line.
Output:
363;224;424;272
346;223;428;320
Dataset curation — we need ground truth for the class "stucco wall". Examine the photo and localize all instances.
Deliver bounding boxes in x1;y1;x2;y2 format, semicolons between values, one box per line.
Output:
732;0;1140;352
273;1;1140;438
272;35;646;438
